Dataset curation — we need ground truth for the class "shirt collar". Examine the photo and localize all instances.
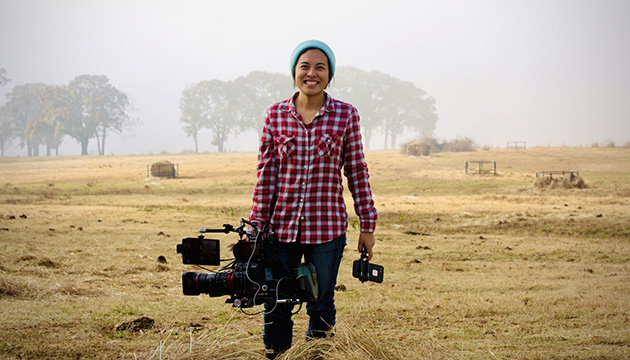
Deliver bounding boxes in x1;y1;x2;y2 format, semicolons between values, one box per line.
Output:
285;91;335;116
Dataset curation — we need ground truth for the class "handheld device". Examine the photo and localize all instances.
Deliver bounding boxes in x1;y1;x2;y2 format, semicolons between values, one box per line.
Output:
352;246;384;283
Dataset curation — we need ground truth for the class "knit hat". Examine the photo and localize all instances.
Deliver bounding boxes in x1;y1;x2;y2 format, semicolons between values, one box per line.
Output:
289;40;336;80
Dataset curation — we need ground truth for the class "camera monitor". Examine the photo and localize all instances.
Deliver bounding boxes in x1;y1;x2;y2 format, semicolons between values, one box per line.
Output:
177;236;220;265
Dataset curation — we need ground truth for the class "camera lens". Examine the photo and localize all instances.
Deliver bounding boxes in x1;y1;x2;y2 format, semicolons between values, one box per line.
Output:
182;271;233;296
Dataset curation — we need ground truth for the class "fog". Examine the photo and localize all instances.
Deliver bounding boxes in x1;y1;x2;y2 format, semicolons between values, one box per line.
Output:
1;0;629;156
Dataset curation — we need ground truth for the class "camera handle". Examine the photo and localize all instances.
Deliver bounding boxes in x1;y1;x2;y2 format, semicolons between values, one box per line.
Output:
360;246;369;260
200;219;257;240
199;225;233;234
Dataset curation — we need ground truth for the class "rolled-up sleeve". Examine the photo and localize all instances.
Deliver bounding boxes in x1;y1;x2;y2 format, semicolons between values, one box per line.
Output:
249;110;277;229
343;108;378;233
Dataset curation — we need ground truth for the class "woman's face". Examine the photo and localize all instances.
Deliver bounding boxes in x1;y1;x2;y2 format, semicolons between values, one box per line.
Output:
294;49;330;97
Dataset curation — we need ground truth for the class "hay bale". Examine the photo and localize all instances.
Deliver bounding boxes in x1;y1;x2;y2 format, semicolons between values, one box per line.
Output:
148;161;177;178
534;176;551;189
534;174;586;189
406;142;430;156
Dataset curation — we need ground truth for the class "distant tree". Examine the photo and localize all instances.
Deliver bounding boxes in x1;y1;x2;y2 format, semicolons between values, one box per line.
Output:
0;68;14;155
331;66;438;150
179;82;210;153
382;77;438;149
178;67;438;153
233;71;293;139
179;79;239;152
39;85;80;155
203;79;237;152
67;75;134;155
444;137;476;152
330;67;382;149
93;83;134;155
405;86;438;139
0;68;10;86
370;71;402;150
66;76;100;155
2;83;48;156
0;106;13;156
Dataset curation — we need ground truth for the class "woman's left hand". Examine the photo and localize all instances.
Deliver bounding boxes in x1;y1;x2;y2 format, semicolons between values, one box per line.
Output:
357;232;376;260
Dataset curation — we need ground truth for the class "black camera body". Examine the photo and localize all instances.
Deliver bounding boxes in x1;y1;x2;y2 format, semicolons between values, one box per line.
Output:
352;247;384;283
177;219;318;309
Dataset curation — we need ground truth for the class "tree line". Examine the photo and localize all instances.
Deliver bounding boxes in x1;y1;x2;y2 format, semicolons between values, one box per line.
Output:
0;66;438;156
0;72;135;156
179;66;438;152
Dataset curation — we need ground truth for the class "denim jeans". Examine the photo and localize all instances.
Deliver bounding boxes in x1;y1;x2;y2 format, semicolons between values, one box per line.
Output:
263;233;347;347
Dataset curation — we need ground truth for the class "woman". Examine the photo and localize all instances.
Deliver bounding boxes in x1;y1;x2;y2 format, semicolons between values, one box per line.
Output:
249;39;378;359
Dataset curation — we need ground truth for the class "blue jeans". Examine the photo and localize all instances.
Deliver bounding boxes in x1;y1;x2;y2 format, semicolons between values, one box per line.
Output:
263;233;347;347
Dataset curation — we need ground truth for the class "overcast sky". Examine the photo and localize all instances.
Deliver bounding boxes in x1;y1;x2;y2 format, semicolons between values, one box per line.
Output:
1;0;629;155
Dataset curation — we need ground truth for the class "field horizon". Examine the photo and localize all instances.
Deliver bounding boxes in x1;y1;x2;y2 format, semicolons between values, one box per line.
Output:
1;147;629;359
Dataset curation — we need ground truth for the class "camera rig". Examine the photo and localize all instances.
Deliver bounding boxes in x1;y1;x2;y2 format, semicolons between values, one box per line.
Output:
352;246;384;283
176;219;318;311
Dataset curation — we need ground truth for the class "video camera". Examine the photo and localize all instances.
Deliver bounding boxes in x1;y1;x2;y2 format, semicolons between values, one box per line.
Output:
176;219;318;310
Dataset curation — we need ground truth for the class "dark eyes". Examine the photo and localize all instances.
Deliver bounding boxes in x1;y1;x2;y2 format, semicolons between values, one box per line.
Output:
299;64;326;71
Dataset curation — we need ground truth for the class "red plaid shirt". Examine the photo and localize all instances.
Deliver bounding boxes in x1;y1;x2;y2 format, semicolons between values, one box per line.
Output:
249;92;377;244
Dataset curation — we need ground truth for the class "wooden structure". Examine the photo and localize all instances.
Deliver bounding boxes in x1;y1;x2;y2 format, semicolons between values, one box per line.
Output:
465;160;497;175
535;170;579;181
507;141;526;149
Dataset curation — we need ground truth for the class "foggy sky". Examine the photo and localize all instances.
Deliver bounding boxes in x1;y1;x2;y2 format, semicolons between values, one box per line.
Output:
1;0;629;156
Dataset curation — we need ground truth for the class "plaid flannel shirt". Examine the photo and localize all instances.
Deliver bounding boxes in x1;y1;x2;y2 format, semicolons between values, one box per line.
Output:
249;92;377;244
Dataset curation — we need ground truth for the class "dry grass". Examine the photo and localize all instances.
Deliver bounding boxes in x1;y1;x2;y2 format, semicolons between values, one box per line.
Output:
1;147;629;359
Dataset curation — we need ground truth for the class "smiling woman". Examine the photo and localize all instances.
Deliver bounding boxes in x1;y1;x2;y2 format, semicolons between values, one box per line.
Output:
289;40;336;124
248;40;378;359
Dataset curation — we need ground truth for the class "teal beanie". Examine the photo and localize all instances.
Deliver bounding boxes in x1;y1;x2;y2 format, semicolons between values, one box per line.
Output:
289;40;336;80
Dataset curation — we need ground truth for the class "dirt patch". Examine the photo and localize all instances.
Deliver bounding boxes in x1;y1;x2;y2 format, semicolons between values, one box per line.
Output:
37;257;61;268
115;316;155;332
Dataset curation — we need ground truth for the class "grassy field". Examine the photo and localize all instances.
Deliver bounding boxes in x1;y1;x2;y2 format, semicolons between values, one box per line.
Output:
1;147;629;359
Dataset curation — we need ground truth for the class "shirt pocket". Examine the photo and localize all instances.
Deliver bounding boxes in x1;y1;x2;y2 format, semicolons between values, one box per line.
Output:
274;135;295;160
316;134;342;159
